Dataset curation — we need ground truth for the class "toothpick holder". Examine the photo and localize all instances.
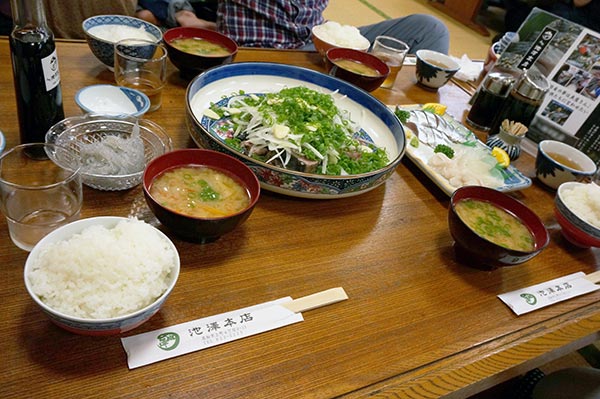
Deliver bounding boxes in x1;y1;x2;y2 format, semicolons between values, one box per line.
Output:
486;126;523;161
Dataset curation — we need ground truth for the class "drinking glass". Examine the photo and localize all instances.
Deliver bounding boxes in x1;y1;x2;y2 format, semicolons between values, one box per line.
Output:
370;36;409;89
114;39;167;112
0;143;82;251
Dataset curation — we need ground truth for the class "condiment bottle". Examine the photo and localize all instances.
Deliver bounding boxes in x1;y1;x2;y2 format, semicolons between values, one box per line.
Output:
9;0;64;156
466;72;515;131
488;68;549;137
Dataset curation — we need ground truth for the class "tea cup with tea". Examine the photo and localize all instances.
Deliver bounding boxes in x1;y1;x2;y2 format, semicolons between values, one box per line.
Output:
535;140;597;190
415;49;460;90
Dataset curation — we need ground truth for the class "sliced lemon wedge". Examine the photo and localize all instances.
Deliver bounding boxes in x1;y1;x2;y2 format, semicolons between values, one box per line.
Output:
491;147;510;168
422;103;447;115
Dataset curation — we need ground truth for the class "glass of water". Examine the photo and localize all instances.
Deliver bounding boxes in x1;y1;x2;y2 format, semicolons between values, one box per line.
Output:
0;143;82;251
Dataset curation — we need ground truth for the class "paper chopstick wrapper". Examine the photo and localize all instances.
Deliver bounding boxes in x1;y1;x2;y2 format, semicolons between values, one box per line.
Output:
498;272;600;316
121;288;348;369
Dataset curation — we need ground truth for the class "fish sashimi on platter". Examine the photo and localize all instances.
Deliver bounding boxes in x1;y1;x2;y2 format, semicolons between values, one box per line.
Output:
392;104;531;196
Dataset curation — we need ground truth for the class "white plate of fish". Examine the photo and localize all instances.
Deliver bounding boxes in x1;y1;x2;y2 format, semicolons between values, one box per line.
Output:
392;104;531;196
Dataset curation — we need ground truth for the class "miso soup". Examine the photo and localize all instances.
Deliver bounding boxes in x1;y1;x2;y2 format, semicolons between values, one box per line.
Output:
333;58;381;77
455;198;535;252
170;37;231;56
150;166;250;218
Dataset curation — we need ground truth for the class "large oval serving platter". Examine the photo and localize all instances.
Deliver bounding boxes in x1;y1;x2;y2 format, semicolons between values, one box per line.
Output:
185;62;405;199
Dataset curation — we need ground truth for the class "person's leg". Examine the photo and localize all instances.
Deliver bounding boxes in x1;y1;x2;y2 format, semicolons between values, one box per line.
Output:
532;367;600;399
358;14;450;54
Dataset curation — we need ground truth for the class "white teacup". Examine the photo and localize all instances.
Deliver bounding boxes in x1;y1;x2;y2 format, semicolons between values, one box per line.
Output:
535;140;597;190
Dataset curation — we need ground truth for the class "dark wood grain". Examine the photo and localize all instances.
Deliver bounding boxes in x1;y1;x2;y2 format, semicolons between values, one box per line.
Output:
1;38;599;399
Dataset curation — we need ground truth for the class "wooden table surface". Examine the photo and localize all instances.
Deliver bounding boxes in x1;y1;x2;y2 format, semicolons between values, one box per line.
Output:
1;38;599;399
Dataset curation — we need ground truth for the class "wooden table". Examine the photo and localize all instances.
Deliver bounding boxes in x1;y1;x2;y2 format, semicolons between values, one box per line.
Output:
429;0;490;36
1;39;599;399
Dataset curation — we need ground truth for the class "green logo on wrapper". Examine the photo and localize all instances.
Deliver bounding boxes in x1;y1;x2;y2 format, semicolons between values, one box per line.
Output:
520;293;537;305
157;332;180;351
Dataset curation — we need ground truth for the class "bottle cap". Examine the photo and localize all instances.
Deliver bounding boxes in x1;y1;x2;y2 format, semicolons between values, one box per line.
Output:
513;68;549;101
483;72;515;97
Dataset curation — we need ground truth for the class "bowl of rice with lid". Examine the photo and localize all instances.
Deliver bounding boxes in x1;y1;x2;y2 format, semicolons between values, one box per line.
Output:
24;216;180;335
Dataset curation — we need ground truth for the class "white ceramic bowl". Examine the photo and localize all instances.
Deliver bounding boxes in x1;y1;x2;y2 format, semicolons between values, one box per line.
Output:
535;140;597;190
75;85;150;117
82;15;162;69
415;49;460;90
24;216;180;335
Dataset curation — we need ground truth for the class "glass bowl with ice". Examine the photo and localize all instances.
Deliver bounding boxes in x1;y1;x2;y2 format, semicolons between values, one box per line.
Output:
45;114;172;191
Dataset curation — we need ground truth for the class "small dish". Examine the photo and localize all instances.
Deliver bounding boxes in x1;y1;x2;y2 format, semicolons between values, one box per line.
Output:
75;85;150;117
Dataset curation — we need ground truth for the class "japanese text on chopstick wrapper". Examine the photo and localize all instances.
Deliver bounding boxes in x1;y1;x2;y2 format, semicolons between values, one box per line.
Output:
498;272;600;315
121;298;303;369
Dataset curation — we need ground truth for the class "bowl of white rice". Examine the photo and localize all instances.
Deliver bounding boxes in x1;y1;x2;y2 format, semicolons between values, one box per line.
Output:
555;181;600;248
311;21;370;58
24;216;180;335
82;15;162;69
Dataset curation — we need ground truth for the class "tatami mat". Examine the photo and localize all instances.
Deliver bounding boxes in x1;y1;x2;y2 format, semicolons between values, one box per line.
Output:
324;0;501;60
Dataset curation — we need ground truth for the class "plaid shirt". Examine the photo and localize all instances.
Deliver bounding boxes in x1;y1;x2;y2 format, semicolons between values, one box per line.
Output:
217;0;327;49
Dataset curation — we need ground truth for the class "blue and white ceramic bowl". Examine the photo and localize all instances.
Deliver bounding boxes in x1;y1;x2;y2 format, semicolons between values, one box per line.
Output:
82;15;162;69
0;128;5;154
535;140;597;190
185;62;406;199
75;85;150;117
24;216;180;336
415;49;460;90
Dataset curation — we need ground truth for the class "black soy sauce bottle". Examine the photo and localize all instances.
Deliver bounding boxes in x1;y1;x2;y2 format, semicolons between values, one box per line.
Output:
488;68;549;137
9;0;64;158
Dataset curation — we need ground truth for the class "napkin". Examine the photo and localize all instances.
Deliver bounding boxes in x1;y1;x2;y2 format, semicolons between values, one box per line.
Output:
451;54;483;82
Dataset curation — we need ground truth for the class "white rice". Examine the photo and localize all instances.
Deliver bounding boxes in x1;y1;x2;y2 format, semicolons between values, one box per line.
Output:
27;218;176;319
561;183;600;228
87;24;157;43
312;21;370;49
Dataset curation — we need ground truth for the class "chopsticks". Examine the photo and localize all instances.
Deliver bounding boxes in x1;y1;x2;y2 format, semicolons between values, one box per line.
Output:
584;270;600;284
283;287;348;313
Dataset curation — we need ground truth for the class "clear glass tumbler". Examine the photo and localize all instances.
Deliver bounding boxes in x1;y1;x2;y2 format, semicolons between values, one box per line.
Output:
0;143;82;251
114;39;168;112
370;36;409;89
